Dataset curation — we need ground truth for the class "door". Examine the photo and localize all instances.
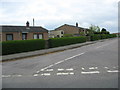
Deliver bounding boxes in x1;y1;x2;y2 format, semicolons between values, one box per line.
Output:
22;33;27;40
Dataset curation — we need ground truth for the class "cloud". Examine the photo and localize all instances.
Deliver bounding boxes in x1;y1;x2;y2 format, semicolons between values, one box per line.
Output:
0;0;119;33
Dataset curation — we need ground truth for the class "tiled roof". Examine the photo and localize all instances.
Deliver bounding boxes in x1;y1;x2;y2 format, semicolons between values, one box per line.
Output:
1;25;48;32
55;24;89;30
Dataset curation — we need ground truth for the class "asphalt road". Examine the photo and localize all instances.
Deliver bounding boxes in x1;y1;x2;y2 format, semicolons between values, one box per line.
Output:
2;38;119;88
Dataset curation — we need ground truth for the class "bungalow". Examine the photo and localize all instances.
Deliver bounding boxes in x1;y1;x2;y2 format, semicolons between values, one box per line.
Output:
0;21;48;41
49;23;89;38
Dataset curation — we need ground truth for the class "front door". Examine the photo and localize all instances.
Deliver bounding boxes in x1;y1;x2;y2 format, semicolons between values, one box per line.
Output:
22;33;27;40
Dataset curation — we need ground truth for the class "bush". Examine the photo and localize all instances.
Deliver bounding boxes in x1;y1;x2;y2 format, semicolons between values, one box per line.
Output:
108;34;117;38
90;34;117;41
2;39;45;55
63;34;73;37
90;34;101;41
101;34;108;39
49;36;87;48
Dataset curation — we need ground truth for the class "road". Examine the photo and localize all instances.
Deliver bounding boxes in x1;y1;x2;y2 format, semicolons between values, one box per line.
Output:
2;38;119;88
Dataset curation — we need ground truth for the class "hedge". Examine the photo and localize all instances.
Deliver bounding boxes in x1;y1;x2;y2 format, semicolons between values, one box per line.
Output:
2;39;45;55
107;34;117;38
90;34;117;41
2;34;117;55
49;36;87;48
90;34;101;41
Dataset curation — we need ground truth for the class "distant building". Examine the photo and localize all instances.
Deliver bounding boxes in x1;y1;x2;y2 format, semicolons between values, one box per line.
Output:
49;23;89;38
112;33;120;37
49;30;64;38
0;21;48;41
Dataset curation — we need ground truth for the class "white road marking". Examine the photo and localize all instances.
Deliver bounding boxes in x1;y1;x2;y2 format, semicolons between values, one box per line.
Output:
41;73;51;76
66;68;74;71
40;52;85;71
57;72;74;75
46;69;53;71
104;67;109;69
41;65;54;71
81;71;100;74
58;69;64;71
107;70;119;73
17;75;22;77
36;71;40;73
2;75;22;78
82;67;85;70
2;75;11;78
13;75;22;77
89;67;98;70
64;53;85;61
57;73;69;75
69;72;74;75
40;69;45;71
54;61;64;65
33;74;38;77
47;65;54;68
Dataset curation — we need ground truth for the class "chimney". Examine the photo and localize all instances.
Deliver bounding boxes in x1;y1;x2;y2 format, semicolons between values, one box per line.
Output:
33;18;35;26
26;21;29;27
76;22;78;27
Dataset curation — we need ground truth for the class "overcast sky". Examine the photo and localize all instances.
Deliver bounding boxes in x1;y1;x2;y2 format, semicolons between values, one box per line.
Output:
0;0;119;33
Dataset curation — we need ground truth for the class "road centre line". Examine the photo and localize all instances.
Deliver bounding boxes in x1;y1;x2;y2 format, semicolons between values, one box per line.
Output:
37;40;115;73
96;44;109;49
2;75;22;78
46;69;54;71
2;75;11;78
38;52;85;72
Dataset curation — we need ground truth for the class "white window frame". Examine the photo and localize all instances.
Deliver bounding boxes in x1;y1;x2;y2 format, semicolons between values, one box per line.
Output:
6;34;13;41
33;34;43;39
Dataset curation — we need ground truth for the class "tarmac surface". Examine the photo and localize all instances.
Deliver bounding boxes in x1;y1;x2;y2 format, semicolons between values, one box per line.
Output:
2;38;119;88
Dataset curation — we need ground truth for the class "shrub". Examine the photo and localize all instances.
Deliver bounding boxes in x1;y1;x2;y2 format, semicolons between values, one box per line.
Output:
49;36;87;48
2;39;45;55
90;34;101;41
63;34;73;37
108;34;117;38
90;34;117;41
101;34;108;39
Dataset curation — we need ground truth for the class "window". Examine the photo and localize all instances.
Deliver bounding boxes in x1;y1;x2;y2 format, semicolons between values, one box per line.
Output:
34;34;43;39
57;35;59;37
6;34;13;41
34;34;37;39
61;31;64;34
22;33;27;40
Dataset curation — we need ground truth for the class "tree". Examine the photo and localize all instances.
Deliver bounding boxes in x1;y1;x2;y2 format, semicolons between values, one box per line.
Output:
80;32;85;36
101;28;109;34
96;26;100;32
101;28;107;32
89;24;101;35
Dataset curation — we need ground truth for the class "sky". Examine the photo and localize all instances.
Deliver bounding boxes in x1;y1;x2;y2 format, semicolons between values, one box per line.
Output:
0;0;119;33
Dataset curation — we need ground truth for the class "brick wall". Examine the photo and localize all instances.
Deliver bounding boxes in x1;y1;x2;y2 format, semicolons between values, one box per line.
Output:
2;32;48;41
56;25;79;34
